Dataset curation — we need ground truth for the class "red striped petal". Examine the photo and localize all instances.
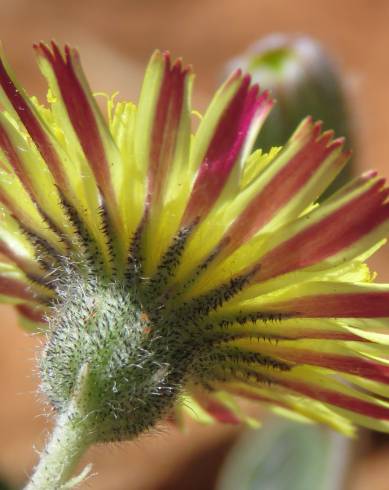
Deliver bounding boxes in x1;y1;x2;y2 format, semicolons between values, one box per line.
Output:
0;120;36;199
224;122;348;254
286;329;364;341
0;54;68;190
0;239;41;277
195;394;241;424
256;177;389;281
0;187;38;231
182;77;272;225
147;53;190;205
280;378;389;420
269;347;389;384
34;42;116;206
262;291;389;318
0;276;36;302
16;303;47;324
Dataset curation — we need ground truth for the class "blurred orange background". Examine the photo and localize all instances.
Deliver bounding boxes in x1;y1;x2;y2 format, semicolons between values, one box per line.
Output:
1;0;389;488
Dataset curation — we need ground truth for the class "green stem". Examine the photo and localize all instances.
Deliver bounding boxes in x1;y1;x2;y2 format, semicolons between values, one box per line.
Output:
25;403;92;490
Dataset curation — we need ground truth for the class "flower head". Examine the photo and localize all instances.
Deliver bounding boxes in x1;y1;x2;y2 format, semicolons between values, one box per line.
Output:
1;43;389;439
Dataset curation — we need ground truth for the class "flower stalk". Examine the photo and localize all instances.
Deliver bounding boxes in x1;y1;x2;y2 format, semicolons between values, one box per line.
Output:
26;378;92;489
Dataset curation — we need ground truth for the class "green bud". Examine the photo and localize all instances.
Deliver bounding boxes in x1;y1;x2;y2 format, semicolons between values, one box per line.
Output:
226;34;354;196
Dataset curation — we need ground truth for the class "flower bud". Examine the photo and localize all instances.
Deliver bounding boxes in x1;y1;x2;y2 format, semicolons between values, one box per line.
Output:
226;34;354;195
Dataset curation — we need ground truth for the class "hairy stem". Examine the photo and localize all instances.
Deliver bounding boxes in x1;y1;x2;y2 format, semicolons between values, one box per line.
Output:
25;402;92;490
